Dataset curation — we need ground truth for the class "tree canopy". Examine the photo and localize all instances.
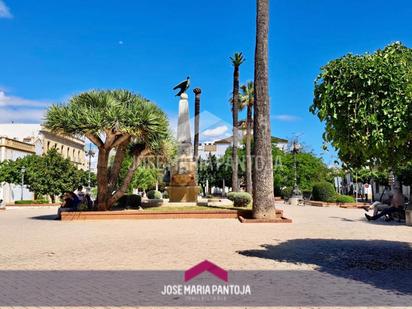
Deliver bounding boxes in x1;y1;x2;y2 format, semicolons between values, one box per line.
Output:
0;148;94;201
310;42;412;171
44;90;171;210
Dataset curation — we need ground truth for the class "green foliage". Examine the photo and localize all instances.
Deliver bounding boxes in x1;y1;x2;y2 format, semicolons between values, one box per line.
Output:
280;186;293;199
198;154;221;195
0;149;92;199
227;191;252;207
162;191;169;199
199;144;331;195
114;154;158;193
44;89;171;210
398;161;412;186
45;90;170;150
147;190;162;199
310;42;412;169
14;199;50;205
230;52;245;67
272;146;331;192
335;194;355;203
312;181;336;202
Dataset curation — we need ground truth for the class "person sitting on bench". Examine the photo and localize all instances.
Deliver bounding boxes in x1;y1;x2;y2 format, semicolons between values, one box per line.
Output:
365;186;404;221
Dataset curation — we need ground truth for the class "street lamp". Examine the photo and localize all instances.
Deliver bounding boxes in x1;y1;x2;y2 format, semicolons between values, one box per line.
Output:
85;145;95;191
288;139;303;205
20;166;26;201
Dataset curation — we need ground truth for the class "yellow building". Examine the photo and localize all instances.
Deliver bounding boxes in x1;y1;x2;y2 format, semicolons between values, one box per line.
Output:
0;124;86;169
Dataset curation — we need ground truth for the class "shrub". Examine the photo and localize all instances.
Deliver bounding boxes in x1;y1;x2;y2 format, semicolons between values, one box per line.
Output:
335;194;355;203
116;194;142;209
312;182;336;202
227;192;252;207
147;190;162;199
15;199;49;205
280;187;293;199
162;191;169;199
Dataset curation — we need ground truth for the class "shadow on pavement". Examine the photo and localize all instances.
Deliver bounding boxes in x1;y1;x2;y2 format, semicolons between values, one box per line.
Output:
30;214;58;220
237;238;412;295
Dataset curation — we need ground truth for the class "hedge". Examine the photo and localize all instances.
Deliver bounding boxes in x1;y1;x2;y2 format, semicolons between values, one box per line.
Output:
335;194;355;203
14;199;50;205
311;182;336;202
227;192;252;207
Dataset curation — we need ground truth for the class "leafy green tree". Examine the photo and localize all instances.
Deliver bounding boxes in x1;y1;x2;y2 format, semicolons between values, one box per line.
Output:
0;149;94;202
114;154;158;194
398;162;412;187
272;146;331;193
310;42;412;172
198;154;220;195
44;90;170;210
216;144;330;195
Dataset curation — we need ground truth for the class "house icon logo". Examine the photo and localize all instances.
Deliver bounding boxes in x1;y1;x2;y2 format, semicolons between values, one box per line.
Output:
184;260;228;282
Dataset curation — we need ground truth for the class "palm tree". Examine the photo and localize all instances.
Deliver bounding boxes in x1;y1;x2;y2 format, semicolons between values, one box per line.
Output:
230;52;245;192
193;88;202;161
45;90;170;210
253;0;277;219
240;81;254;194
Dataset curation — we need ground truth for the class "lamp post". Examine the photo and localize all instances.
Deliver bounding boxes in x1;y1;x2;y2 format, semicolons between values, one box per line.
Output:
85;145;95;191
20;166;26;201
288;139;303;205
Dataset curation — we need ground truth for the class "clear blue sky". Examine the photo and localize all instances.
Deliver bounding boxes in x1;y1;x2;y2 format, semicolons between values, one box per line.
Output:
1;0;411;162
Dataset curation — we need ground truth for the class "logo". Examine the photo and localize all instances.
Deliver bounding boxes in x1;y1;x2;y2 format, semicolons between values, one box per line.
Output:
184;260;228;282
160;260;251;301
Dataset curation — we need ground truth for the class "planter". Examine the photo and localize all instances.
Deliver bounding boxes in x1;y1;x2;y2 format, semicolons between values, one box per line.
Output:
405;206;412;226
238;209;292;223
61;209;252;221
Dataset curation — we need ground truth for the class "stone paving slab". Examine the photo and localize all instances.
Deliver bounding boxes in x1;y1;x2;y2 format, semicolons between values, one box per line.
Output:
0;205;411;308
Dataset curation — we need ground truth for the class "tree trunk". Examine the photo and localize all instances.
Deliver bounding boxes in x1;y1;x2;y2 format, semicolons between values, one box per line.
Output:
193;88;201;161
246;104;253;194
232;67;240;192
108;139;130;193
96;148;110;210
108;149;149;207
253;0;276;219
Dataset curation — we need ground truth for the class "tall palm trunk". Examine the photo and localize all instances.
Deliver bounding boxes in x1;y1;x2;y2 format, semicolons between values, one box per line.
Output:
232;66;240;192
193;88;201;161
246;104;253;194
253;0;276;219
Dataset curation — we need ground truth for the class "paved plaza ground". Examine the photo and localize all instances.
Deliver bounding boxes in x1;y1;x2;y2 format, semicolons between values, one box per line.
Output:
0;204;411;308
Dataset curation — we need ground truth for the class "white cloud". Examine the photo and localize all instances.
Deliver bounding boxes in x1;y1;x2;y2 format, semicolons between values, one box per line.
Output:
202;125;229;137
0;91;51;108
0;1;12;18
272;114;301;122
0;108;45;123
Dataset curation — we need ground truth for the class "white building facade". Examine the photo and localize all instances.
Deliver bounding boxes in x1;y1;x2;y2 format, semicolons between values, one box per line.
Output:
0;137;36;204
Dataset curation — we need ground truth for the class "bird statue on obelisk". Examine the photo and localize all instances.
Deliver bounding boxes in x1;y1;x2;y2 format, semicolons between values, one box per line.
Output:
173;76;192;157
167;76;199;203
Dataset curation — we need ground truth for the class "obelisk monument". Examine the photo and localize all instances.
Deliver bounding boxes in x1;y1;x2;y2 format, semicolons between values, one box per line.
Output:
166;77;199;203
